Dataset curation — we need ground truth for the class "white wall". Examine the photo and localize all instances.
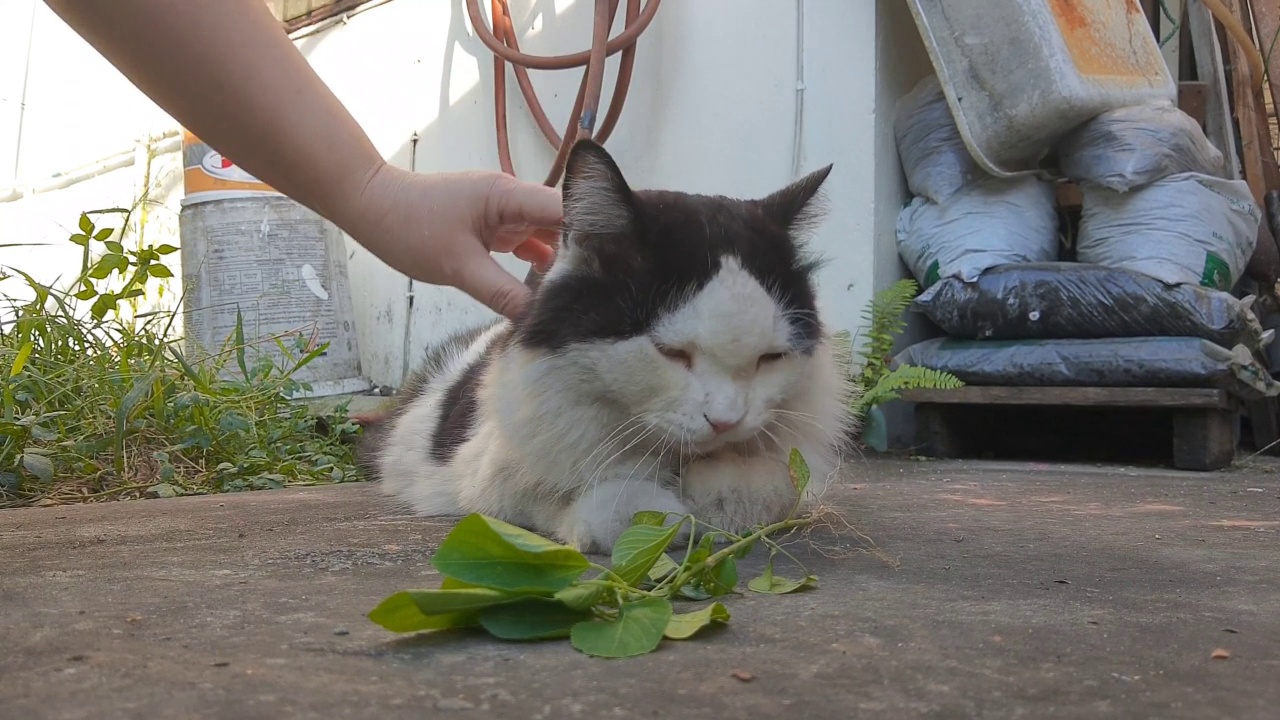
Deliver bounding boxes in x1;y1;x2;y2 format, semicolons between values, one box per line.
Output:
1;0;906;390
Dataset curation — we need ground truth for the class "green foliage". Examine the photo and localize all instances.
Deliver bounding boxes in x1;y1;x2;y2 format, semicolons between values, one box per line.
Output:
843;279;964;450
368;449;819;658
856;365;966;416
0;209;360;508
856;278;920;392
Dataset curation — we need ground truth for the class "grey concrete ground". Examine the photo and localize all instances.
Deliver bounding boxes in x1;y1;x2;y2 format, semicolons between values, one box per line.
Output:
1;459;1277;720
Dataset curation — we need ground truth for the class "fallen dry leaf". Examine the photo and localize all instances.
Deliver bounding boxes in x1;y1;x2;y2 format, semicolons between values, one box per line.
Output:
731;670;755;682
1210;648;1231;660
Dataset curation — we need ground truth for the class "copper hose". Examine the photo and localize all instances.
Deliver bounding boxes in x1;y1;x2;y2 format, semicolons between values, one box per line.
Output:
464;0;660;288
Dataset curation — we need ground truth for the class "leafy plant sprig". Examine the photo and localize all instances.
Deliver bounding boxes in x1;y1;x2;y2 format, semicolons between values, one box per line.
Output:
838;278;965;451
368;449;821;658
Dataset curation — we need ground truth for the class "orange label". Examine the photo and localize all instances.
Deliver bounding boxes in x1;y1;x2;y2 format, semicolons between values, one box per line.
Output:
181;130;281;199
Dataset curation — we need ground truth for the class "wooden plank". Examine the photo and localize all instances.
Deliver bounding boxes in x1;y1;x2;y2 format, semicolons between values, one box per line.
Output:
901;386;1232;409
1179;80;1210;125
1247;397;1280;454
1224;0;1278;202
1250;0;1280;155
1055;182;1082;212
1189;0;1244;179
1173;409;1238;469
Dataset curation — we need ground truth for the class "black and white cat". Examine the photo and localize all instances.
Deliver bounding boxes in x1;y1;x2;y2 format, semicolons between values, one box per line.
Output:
359;140;856;552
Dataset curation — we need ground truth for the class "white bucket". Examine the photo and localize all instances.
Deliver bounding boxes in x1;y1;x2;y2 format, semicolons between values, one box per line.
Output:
178;194;371;398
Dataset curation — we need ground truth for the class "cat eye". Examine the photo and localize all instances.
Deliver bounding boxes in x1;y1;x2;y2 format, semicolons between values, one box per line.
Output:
654;344;693;368
757;352;786;368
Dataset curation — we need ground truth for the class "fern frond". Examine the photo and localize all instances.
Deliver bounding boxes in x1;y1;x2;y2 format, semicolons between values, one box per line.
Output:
856;278;919;389
854;364;963;416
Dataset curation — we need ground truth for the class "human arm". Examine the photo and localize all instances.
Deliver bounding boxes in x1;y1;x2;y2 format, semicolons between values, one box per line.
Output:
43;0;559;317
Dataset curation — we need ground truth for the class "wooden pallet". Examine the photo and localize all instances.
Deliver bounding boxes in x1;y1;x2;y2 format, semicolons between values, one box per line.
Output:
901;386;1240;471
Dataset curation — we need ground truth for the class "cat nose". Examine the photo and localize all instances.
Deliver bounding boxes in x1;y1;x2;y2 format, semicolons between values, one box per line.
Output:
705;413;744;435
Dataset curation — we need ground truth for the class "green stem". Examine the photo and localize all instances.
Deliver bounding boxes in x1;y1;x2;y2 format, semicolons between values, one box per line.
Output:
667;517;813;593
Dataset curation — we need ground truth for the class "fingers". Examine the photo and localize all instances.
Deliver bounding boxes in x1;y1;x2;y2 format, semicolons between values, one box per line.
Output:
490;177;563;231
513;237;555;271
452;251;533;319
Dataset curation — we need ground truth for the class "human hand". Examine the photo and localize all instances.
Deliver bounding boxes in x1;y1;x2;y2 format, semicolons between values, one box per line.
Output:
345;163;561;318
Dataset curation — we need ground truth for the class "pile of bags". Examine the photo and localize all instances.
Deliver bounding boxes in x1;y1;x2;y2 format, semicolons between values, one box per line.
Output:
890;76;1279;399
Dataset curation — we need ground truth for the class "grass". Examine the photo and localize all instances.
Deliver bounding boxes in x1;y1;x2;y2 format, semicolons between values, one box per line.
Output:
0;207;361;509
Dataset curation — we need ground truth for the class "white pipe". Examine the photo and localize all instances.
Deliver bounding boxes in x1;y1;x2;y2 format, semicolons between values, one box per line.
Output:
791;0;806;179
0;130;181;204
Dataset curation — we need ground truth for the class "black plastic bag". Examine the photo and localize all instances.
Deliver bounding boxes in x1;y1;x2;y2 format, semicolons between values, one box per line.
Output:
912;263;1268;350
893;336;1279;400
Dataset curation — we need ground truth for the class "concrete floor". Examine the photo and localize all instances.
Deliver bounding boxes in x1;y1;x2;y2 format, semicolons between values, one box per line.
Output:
1;458;1277;719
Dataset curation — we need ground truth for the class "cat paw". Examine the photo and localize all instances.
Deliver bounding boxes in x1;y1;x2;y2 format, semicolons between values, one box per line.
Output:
561;479;690;553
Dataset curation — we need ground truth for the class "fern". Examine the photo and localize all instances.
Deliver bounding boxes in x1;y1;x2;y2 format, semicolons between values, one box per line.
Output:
846;278;965;431
856;278;919;390
855;365;964;415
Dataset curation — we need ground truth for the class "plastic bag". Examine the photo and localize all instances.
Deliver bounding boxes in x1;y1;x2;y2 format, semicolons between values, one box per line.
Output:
893;336;1280;399
1056;103;1225;192
913;262;1270;351
896;176;1060;287
1076;172;1259;291
894;76;985;204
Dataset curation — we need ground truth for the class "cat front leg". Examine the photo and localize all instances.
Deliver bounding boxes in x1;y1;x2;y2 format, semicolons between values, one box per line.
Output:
559;471;690;553
680;451;800;538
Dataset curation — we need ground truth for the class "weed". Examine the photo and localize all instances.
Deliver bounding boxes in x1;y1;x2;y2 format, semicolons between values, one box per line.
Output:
0;208;359;508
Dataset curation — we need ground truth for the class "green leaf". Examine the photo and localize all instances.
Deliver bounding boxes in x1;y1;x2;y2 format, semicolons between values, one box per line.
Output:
366;589;504;633
677;584;713;601
90;293;116;320
9;341;34;377
69;233;89;247
148;264;174;279
630;510;669;527
788;448;811;497
21;453;54;483
647;553;680;583
153;244;179;255
663;602;730;640
431;514;590;593
78;213;93;234
553;583;604;611
702;555;738;596
94;228;115;242
233;308;249;380
611;521;683;586
104;240;123;253
73;287;98;301
478;598;591;640
747;558;817;595
570;597;673;658
87;253;128;280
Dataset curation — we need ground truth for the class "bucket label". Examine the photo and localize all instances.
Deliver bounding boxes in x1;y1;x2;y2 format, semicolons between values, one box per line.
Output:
182;130;283;205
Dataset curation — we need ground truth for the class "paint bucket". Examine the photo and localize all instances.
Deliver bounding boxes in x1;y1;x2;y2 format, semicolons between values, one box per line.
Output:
178;129;369;397
180;130;284;206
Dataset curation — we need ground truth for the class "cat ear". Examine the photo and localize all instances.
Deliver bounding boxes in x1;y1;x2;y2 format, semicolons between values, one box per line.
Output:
758;164;833;232
561;139;635;237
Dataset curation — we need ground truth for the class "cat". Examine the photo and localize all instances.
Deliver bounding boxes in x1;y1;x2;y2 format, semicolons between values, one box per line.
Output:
357;139;857;553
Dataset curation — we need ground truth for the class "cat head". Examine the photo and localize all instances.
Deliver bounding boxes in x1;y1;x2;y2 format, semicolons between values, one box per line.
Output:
516;139;833;451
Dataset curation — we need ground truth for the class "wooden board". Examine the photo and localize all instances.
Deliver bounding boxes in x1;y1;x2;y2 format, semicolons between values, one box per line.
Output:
1188;0;1244;179
908;388;1241;471
901;386;1233;409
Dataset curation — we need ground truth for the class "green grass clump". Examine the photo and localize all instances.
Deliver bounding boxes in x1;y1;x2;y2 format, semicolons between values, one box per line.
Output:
0;208;360;508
